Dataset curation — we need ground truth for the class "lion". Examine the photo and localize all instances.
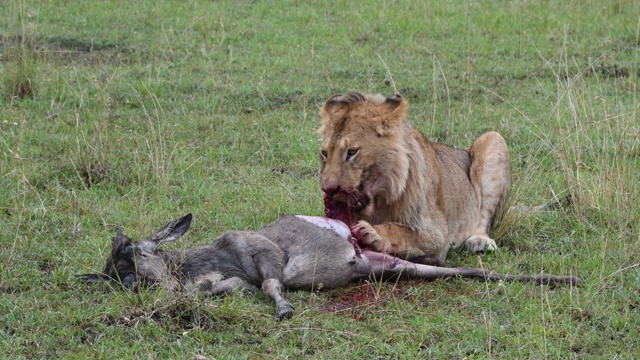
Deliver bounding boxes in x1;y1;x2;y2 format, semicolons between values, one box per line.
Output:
318;91;511;265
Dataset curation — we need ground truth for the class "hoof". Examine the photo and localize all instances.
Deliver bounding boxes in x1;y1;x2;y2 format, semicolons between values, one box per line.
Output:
276;302;294;321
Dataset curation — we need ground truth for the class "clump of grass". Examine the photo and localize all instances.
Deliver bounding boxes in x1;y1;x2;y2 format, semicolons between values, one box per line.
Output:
3;0;38;101
551;65;640;278
3;38;37;100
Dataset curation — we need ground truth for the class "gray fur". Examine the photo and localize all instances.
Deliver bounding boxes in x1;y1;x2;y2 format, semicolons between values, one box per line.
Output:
81;214;580;321
82;214;360;321
257;216;358;290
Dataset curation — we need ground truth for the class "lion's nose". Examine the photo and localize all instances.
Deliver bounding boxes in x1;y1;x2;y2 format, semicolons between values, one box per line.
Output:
321;183;340;197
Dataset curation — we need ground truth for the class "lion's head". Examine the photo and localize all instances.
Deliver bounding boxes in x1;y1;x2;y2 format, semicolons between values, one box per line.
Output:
318;91;412;218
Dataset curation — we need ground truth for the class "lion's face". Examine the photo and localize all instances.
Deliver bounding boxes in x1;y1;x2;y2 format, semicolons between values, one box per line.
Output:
318;92;411;216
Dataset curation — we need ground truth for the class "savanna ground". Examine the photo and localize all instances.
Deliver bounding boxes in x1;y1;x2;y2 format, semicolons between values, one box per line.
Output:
1;0;639;358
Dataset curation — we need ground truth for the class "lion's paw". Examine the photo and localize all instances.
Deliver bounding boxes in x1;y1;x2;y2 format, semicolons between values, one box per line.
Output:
351;221;381;245
465;235;498;253
351;221;387;249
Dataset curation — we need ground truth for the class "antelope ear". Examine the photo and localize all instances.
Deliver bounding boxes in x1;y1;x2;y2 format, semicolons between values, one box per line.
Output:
148;213;193;248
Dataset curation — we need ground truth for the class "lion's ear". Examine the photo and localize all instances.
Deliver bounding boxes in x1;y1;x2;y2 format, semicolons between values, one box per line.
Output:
381;93;406;115
320;92;366;118
319;92;361;136
375;94;408;136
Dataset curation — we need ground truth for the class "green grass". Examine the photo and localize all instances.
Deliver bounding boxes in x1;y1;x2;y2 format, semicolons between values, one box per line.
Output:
1;0;639;358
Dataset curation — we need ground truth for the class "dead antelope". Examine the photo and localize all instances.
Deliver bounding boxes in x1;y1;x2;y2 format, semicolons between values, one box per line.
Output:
81;214;579;321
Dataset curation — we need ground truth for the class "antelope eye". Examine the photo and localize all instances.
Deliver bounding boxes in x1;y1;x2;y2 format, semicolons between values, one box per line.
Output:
320;150;327;160
114;243;134;261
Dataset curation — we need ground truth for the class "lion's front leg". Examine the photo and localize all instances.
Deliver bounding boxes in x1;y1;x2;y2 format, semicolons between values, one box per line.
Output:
352;221;448;263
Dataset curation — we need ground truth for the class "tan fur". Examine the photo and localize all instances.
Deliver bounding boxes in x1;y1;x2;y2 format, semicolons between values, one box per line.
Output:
318;91;511;263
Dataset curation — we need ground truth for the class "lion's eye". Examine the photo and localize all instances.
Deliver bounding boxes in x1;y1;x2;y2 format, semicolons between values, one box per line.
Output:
320;150;328;161
345;148;359;161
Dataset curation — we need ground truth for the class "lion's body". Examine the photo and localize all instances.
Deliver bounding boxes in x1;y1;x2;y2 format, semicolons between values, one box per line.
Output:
318;91;511;263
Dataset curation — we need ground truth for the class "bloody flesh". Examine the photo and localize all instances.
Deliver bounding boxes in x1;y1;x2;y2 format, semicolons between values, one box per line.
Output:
323;193;353;226
323;193;362;253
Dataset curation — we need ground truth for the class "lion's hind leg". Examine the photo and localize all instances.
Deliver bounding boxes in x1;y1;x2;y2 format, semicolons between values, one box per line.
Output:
465;131;511;252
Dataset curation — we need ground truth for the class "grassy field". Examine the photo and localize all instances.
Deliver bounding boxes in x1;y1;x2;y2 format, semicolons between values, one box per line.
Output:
1;0;639;358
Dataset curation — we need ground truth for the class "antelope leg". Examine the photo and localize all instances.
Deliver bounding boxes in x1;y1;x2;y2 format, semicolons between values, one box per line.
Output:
262;278;294;321
354;250;579;286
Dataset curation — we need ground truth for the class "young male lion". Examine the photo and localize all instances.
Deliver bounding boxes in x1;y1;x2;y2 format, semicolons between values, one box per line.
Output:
318;91;511;265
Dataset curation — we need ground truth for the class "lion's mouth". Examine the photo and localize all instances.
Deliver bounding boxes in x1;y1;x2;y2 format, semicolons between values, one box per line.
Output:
323;190;370;224
347;192;370;212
